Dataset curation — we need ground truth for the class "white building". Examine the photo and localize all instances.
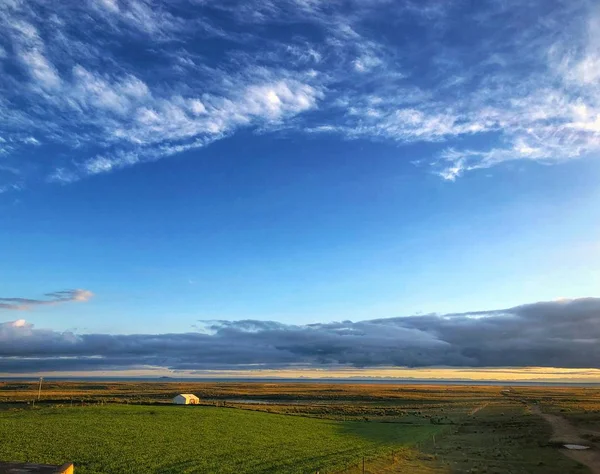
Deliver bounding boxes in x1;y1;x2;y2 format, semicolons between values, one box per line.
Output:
172;393;200;405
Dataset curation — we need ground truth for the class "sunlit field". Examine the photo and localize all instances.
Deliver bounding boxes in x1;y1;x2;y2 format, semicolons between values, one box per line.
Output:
0;405;439;474
0;382;598;473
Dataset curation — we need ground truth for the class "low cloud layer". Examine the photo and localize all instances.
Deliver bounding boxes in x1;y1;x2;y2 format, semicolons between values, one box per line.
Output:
0;289;93;311
1;297;598;373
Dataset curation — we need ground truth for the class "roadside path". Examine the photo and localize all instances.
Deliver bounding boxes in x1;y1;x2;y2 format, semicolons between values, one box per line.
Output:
529;404;600;474
468;403;488;416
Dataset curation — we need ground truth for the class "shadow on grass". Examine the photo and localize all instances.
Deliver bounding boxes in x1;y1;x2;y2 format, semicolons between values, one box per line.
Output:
334;419;442;445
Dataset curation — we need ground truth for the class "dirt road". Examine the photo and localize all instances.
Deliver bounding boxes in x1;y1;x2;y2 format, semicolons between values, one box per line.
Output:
468;402;489;416
530;404;600;474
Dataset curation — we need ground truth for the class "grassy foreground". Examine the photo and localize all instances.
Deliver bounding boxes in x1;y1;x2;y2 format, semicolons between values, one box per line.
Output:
0;382;597;472
0;404;439;474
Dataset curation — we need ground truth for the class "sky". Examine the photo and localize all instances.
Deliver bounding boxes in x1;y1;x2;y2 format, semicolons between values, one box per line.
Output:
1;0;600;379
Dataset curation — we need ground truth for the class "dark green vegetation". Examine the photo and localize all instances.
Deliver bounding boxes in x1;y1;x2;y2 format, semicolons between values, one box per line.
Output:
0;382;598;473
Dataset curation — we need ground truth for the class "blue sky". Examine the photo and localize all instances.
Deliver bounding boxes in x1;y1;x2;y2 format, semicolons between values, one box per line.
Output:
1;0;600;376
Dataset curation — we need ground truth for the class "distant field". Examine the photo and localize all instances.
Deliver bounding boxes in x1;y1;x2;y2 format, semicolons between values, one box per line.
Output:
0;405;439;474
0;382;598;473
0;380;516;405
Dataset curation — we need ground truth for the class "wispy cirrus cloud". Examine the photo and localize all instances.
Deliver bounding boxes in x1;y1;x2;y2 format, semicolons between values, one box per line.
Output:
0;0;599;189
1;297;599;372
0;289;93;311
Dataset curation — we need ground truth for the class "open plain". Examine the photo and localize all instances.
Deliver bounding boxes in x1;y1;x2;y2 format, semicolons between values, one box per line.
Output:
0;382;598;473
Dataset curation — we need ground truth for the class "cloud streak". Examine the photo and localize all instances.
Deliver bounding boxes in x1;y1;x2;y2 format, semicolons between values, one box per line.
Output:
1;297;599;372
0;289;93;311
0;0;599;189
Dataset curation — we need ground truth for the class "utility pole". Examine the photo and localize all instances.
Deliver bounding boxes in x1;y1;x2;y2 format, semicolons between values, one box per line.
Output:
37;377;43;401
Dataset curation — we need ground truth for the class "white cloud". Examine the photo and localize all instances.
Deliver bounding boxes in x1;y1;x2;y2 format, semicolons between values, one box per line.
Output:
47;168;79;184
83;157;113;174
568;55;600;85
70;289;94;302
0;0;599;188
0;289;94;310
136;107;160;124
70;66;149;115
7;19;62;90
96;0;119;13
74;79;320;176
132;81;315;143
20;50;61;89
188;99;206;115
239;81;319;119
90;0;189;38
23;136;40;145
353;53;382;73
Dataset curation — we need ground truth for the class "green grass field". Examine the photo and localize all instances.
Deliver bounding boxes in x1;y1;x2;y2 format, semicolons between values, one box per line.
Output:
0;383;596;473
0;405;440;473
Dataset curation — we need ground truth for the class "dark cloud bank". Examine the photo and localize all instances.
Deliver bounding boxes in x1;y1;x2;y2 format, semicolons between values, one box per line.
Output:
1;298;598;372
